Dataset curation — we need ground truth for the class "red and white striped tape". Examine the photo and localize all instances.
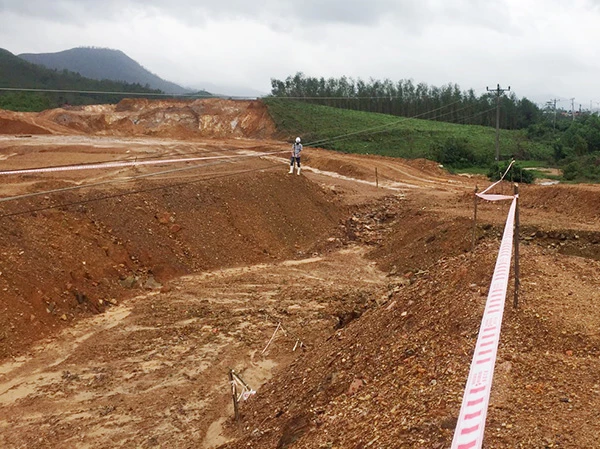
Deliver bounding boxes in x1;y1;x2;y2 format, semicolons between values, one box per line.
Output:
0;151;282;176
476;160;515;202
477;193;514;202
451;196;517;449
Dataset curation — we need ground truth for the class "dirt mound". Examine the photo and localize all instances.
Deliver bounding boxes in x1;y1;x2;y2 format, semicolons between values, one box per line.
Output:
35;99;277;139
0;114;52;135
367;203;473;274
331;194;473;274
220;244;496;449
304;153;373;180
303;148;468;192
221;233;600;449
0;170;343;360
521;183;600;223
455;182;600;232
403;157;448;177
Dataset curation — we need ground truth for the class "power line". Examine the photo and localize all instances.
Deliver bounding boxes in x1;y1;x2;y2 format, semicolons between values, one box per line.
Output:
0;149;286;176
0;96;470;198
0;97;472;210
0;87;258;100
0;151;283;204
266;87;489;101
0;140;269;173
2;85;493;154
0;86;494;102
293;86;497;148
306;100;482;148
267;94;439;101
486;84;510;162
0;163;281;220
305;98;467;147
446;106;497;125
0;94;497;216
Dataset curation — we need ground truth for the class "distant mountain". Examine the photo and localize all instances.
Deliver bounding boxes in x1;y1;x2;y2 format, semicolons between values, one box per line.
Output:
19;47;193;95
0;48;164;111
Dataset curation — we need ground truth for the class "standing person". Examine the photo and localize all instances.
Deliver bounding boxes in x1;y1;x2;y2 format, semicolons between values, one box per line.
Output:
289;137;303;175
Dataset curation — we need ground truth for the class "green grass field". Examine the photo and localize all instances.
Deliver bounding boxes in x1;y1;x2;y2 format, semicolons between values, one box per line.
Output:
264;99;552;167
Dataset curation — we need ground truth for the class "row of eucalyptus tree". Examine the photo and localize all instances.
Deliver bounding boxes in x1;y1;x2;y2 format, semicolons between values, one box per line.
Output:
270;73;540;130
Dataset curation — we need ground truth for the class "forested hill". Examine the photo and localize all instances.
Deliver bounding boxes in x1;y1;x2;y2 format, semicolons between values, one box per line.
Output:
19;47;190;95
270;73;540;130
0;48;164;111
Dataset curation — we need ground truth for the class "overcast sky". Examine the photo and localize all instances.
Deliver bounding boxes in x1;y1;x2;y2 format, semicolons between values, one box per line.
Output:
0;0;599;106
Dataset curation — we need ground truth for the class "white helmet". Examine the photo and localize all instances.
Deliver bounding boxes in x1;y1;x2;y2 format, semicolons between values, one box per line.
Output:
295;137;301;143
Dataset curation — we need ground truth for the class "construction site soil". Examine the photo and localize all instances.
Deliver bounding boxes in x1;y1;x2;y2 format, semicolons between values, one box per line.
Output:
0;99;599;448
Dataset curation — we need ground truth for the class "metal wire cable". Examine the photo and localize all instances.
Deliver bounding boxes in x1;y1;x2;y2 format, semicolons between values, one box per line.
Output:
0;162;281;219
0;91;493;216
447;107;497;125
305;100;482;148
304;97;467;147
0;149;287;176
0;86;257;100
0;154;257;203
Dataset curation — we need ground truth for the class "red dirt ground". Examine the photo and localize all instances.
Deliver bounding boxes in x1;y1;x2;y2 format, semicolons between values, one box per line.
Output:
1;99;600;448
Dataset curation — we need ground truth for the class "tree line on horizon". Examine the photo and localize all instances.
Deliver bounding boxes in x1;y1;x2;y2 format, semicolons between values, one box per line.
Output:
269;72;540;130
269;73;600;182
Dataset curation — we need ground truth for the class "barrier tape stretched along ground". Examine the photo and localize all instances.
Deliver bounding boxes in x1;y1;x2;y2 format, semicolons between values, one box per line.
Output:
451;195;517;449
0;151;286;176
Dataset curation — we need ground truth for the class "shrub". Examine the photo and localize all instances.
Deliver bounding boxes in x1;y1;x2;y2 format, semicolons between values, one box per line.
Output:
562;161;580;181
487;161;535;184
432;137;476;168
560;154;600;182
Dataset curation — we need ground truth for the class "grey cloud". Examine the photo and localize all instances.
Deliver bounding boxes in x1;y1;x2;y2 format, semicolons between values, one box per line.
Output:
438;0;512;32
132;0;417;26
0;0;132;23
0;0;512;29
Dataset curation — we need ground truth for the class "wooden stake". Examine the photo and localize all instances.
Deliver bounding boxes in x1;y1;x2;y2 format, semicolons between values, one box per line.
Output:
472;185;478;251
513;184;520;308
502;175;507;216
375;167;379;188
229;369;239;422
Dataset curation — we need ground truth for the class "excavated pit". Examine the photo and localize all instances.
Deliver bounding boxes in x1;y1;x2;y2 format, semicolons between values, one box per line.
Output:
1;100;600;448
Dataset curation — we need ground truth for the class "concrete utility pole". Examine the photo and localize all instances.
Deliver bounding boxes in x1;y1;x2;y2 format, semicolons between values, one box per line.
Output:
546;98;558;129
487;84;511;162
571;98;575;121
547;99;558;130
